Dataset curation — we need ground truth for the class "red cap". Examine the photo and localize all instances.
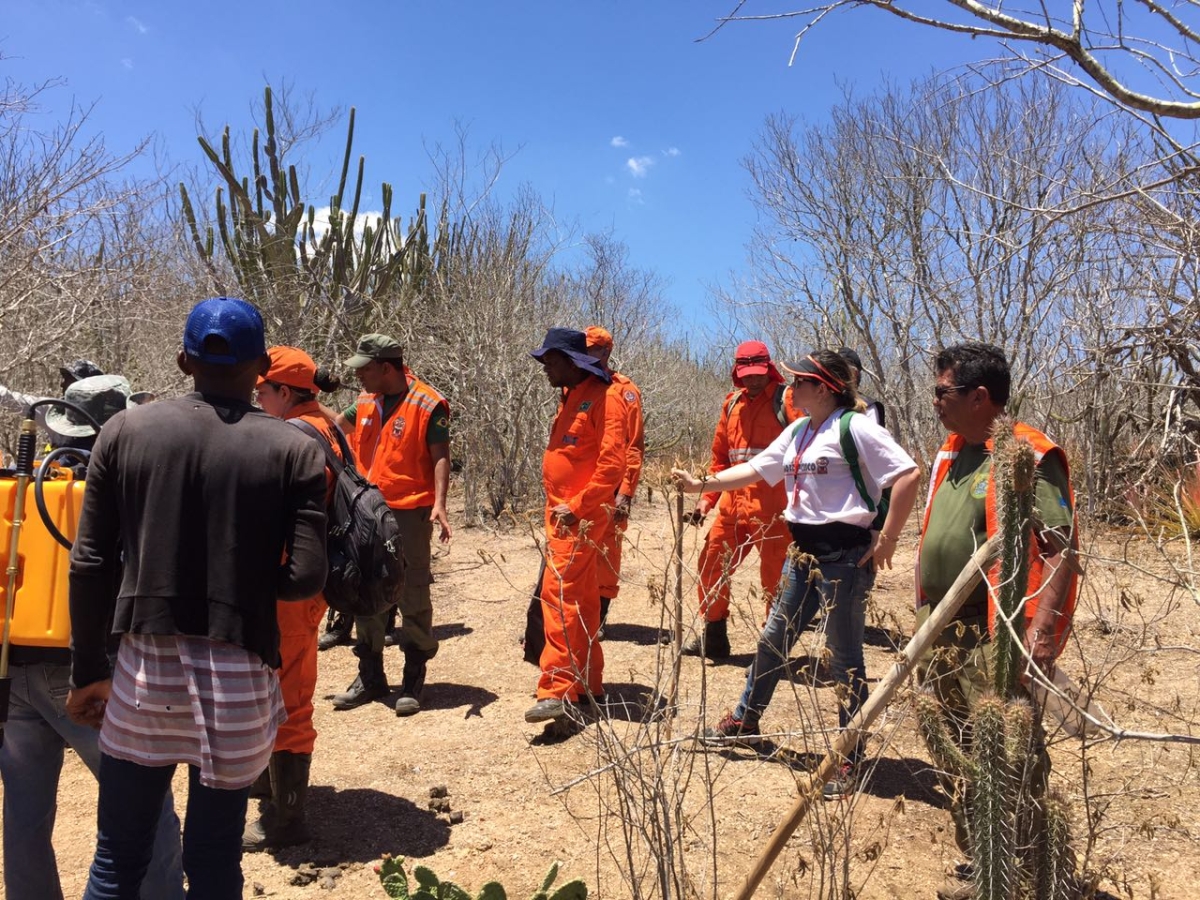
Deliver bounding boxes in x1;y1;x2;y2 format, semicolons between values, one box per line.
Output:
733;340;772;378
585;326;614;351
259;346;318;393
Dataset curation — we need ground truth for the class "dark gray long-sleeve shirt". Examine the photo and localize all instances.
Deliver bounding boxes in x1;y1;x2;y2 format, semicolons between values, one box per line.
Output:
69;392;328;688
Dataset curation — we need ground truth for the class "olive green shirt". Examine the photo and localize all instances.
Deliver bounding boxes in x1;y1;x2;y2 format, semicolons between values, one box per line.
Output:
919;443;1072;619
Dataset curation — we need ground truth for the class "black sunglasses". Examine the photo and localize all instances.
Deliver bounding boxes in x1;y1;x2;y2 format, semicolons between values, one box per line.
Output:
933;384;971;400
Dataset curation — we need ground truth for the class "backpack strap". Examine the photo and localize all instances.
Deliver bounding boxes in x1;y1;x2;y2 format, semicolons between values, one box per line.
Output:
291;419;357;475
837;409;876;512
772;383;790;428
723;389;744;419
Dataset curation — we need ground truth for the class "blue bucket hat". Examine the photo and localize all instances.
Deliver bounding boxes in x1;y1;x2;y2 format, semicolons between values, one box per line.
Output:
530;328;611;383
183;297;267;365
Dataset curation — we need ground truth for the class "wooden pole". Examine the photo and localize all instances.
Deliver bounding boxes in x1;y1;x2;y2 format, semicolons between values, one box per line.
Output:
666;489;686;735
732;537;1000;900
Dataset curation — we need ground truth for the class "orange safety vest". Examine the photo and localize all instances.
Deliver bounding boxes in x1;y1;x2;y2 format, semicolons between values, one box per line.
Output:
704;384;796;521
918;422;1078;653
353;369;448;510
544;374;627;522
607;371;645;498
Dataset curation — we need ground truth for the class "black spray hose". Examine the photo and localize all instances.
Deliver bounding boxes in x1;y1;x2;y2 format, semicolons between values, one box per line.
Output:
35;447;91;550
23;398;102;549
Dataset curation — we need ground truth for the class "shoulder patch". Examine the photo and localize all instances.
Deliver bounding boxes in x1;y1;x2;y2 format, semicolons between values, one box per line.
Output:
579;400;593;412
624;390;636;403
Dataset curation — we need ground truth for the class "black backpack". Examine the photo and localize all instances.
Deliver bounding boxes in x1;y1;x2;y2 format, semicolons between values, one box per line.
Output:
292;420;403;616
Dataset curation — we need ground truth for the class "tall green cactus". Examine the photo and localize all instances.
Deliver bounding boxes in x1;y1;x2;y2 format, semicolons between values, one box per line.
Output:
178;86;454;346
990;416;1037;697
916;416;1079;899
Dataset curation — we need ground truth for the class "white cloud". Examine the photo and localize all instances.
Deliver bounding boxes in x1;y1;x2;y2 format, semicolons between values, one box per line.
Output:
126;15;148;34
304;206;387;243
628;188;644;205
665;147;681;157
610;136;628;148
120;58;134;70
626;156;655;178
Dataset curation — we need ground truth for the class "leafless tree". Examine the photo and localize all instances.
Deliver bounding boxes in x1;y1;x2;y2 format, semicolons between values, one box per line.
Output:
712;0;1200;120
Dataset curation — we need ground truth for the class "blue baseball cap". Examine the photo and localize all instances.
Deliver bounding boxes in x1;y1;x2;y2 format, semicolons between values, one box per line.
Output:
183;297;266;365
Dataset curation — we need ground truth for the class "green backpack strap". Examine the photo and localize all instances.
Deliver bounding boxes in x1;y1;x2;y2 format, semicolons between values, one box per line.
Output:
838;410;875;512
838;409;891;530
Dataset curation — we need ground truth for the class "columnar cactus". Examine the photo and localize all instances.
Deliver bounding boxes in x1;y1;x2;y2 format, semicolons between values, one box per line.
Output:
989;416;1036;697
916;416;1080;899
179;86;453;347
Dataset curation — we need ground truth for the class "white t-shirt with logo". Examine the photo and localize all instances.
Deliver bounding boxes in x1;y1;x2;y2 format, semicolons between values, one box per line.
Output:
750;411;917;528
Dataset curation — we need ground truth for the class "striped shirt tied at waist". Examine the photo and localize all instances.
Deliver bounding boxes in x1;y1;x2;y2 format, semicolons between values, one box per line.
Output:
99;633;286;790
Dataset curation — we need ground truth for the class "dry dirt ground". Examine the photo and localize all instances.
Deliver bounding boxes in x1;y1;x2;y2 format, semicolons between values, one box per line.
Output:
7;483;1200;899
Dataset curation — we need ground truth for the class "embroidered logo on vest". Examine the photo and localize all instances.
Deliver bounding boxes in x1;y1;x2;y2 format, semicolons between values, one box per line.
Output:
971;471;990;499
393;416;406;437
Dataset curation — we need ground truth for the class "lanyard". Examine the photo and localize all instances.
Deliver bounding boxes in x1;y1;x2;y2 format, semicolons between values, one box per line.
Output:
789;420;820;506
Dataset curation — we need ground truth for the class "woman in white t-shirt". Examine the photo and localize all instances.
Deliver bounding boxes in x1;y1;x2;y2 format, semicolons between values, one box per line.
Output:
672;349;920;799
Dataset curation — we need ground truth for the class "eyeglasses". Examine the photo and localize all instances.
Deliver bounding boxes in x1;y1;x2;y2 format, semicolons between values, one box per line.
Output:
735;355;770;367
933;384;971;400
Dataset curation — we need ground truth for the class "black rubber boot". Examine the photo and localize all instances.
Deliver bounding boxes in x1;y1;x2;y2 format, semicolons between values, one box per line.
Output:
394;653;427;717
247;764;271;801
598;597;612;639
331;649;389;710
243;752;312;851
682;618;731;660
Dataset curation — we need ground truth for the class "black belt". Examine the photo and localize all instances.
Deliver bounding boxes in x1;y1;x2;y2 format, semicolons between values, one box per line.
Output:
788;521;872;554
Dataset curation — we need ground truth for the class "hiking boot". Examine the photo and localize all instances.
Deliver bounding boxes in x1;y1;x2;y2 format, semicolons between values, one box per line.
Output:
317;628;351;651
682;618;731;660
394;654;427;717
317;614;352;651
331;651;388;710
821;761;858;801
525;698;568;723
243;752;312;851
700;713;760;747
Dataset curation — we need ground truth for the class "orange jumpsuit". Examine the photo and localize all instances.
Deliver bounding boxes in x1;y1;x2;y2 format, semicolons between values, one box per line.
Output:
697;385;793;623
274;401;341;754
595;372;645;601
539;374;626;700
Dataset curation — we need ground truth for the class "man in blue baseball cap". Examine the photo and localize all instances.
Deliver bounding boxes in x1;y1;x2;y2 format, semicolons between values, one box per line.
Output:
67;297;329;898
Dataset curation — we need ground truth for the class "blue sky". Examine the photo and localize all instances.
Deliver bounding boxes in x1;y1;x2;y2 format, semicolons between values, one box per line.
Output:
3;2;981;333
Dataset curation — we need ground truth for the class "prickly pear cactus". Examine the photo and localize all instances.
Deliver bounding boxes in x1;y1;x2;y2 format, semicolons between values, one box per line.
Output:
374;857;583;900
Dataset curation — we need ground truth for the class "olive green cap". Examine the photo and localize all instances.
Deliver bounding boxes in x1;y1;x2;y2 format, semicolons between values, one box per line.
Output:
344;333;403;369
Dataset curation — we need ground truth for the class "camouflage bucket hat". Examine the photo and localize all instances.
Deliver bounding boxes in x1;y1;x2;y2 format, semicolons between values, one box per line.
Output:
45;374;133;438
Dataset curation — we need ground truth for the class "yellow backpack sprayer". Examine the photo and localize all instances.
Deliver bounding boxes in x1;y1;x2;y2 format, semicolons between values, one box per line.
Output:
0;398;101;747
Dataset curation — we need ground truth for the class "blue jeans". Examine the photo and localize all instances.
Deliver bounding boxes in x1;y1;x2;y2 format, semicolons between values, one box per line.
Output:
83;754;251;900
0;662;183;900
733;543;875;757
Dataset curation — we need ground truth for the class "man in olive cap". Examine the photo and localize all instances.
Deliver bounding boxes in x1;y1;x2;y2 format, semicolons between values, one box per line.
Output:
331;334;451;717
